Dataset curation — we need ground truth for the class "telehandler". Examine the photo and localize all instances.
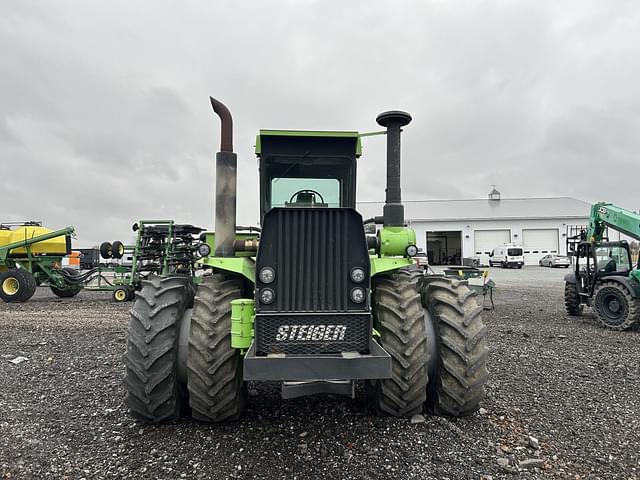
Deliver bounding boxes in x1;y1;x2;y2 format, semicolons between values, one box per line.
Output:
565;202;640;330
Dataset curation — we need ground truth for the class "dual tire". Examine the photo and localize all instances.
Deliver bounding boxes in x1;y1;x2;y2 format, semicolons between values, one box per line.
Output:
100;241;125;260
371;266;488;417
123;273;245;423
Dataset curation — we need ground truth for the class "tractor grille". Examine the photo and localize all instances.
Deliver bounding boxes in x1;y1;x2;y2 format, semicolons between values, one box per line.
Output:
255;313;371;355
274;208;351;312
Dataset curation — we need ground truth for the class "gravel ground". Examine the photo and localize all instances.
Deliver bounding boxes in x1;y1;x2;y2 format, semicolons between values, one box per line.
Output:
1;266;639;479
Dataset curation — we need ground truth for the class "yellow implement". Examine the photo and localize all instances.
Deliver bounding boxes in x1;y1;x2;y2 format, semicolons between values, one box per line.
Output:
0;225;69;256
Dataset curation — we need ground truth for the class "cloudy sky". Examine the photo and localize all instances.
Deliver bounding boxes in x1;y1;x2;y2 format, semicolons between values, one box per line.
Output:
2;1;639;246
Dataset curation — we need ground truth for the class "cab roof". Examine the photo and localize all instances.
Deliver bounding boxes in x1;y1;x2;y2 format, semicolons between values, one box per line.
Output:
255;130;362;157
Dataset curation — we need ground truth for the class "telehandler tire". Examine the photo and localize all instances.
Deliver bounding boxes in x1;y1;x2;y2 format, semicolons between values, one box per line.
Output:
421;276;488;416
370;266;428;417
123;275;191;422
564;282;583;316
187;274;246;422
0;269;36;303
593;281;639;331
50;268;83;298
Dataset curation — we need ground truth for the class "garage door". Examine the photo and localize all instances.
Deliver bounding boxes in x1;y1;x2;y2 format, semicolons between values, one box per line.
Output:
474;230;510;266
522;229;559;265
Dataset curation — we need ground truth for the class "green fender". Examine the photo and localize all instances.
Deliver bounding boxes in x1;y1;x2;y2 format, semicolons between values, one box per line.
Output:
199;256;255;284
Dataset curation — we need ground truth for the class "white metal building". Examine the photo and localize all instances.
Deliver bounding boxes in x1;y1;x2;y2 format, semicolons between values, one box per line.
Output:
358;190;590;266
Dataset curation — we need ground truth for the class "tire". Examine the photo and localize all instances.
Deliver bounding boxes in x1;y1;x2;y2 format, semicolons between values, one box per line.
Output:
123;274;191;422
421;276;488;416
564;282;583;316
0;269;36;303
99;242;112;259
50;268;83;298
187;274;246;422
112;286;131;303
112;241;125;259
593;281;639;331
370;266;428;417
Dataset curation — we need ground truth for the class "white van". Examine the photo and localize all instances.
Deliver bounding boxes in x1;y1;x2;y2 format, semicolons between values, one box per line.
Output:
489;244;524;268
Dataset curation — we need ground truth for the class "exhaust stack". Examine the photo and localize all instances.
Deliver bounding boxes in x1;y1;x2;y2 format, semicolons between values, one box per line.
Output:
376;110;412;227
210;97;237;257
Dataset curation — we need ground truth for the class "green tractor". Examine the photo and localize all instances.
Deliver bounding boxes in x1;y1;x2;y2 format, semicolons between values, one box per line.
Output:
123;98;488;422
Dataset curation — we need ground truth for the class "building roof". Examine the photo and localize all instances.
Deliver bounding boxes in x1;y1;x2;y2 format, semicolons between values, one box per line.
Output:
357;197;591;222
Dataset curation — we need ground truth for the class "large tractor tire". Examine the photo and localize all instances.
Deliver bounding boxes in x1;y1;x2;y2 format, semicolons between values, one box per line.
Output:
370;266;428;417
50;268;83;298
564;282;583;316
421;276;488;416
123;275;191;422
0;269;36;303
187;274;246;422
593;281;639;331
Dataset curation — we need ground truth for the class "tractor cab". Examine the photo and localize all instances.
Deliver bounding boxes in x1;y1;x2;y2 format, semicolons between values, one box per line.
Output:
255;130;361;220
570;240;635;297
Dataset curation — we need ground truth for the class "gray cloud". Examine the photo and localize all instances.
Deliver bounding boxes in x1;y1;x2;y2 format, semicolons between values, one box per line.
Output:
1;1;639;246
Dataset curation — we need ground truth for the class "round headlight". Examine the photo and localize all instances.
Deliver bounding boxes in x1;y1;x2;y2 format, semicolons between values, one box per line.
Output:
259;267;276;284
405;244;418;258
350;287;366;304
350;267;366;283
197;243;211;257
259;288;275;304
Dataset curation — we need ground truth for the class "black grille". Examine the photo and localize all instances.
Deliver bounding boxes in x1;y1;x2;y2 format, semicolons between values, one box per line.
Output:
278;208;348;311
256;208;370;313
255;313;371;355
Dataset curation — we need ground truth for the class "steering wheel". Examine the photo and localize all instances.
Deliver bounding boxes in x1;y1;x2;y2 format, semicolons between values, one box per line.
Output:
288;189;325;204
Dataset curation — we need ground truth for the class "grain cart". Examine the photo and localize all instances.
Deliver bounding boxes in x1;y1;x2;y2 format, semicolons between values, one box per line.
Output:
123;98;488;423
564;202;640;330
0;222;82;302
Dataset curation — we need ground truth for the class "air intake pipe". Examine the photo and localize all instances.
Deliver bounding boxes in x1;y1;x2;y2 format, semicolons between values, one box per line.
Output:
210;97;237;257
376;110;412;227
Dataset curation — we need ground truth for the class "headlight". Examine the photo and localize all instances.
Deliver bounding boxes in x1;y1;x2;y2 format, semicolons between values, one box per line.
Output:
197;243;211;257
350;267;366;283
405;245;418;257
259;267;276;284
350;287;365;304
259;288;275;304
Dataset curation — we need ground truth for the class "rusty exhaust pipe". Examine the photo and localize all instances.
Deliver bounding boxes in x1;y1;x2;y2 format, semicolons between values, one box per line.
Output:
210;97;237;257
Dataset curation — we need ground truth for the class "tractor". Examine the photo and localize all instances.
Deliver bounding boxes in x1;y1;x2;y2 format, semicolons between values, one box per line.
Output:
123;98;488;422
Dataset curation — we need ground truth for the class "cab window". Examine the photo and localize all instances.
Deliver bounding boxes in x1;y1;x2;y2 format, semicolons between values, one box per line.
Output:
271;178;341;208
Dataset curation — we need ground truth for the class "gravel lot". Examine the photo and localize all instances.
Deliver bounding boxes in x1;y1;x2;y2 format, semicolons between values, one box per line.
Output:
1;266;639;479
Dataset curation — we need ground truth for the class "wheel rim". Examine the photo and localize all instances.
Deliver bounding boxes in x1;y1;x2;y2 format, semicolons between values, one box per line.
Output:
115;289;127;301
599;289;628;325
2;277;19;295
